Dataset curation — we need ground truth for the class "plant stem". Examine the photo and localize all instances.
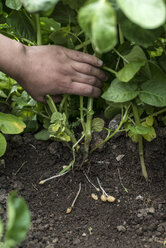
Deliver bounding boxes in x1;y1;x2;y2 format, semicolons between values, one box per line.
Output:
35;14;42;46
103;66;117;75
141;107;166;121
90;107;128;153
80;96;86;132
113;48;129;64
65;127;77;145
45;94;58;113
59;94;68;113
118;25;124;45
132;103;148;180
75;40;91;50
84;97;94;160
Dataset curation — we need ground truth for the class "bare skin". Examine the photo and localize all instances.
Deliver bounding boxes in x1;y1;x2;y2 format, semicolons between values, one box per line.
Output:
0;34;108;102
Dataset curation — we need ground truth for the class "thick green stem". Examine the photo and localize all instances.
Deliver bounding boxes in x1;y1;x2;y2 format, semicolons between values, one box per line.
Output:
45;94;57;113
80;96;86;132
59;94;68;113
132;103;148;180
65;127;77;145
84;97;94;159
35;14;42;46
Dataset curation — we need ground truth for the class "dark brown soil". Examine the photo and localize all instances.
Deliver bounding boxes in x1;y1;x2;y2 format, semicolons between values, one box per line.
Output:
0;128;166;248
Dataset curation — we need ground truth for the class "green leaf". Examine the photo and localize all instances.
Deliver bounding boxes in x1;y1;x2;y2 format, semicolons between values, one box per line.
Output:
0;133;7;157
92;118;105;132
78;0;117;53
50;27;76;48
62;0;84;10
40;17;61;33
128;125;152;135
119;13;164;48
34;129;49;141
7;11;35;41
143;127;156;142
141;122;156;141
0;112;26;134
5;191;30;248
0;90;7;98
102;79;138;102
116;61;145;82
20;0;59;13
145;116;154;126
125;45;147;63
139;64;166;107
117;0;166;29
5;0;22;10
128;131;138;143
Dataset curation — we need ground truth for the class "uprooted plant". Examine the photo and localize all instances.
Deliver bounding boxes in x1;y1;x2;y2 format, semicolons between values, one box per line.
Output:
0;0;166;180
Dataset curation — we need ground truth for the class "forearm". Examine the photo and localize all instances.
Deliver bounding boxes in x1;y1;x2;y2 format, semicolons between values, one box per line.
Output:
0;34;25;78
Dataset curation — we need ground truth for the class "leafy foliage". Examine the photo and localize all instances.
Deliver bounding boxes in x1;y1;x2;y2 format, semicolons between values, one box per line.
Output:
0;0;166;179
0;191;30;248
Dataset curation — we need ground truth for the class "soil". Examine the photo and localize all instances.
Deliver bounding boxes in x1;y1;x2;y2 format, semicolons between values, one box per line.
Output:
0;128;166;248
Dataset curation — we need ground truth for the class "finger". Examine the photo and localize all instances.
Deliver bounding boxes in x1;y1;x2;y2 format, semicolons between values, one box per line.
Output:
60;82;101;98
72;62;108;81
72;72;103;88
65;48;103;67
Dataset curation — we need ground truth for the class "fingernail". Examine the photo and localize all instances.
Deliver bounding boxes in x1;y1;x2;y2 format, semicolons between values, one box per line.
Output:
98;60;103;66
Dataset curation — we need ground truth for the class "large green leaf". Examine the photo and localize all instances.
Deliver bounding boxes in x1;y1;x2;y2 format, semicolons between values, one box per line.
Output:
119;13;164;48
124;45;147;62
7;11;35;41
0;133;7;157
115;45;146;82
78;0;117;53
0;112;26;134
5;0;22;10
20;0;59;13
5;191;30;248
117;0;166;29
102;79;138;102
139;65;166;107
53;2;77;25
116;61;145;82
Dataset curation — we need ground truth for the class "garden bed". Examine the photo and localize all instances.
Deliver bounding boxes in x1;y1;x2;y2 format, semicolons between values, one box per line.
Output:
0;130;166;248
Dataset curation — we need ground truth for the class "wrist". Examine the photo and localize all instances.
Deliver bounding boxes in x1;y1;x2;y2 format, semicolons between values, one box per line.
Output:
0;34;26;80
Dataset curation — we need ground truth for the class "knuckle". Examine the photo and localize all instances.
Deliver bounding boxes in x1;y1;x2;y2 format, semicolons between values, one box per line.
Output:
84;65;92;74
88;76;96;85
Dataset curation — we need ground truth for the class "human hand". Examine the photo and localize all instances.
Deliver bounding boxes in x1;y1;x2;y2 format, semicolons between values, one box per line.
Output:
16;45;108;102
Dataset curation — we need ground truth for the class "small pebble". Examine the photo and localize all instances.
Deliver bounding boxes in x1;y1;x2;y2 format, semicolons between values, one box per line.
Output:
116;154;125;161
117;225;126;232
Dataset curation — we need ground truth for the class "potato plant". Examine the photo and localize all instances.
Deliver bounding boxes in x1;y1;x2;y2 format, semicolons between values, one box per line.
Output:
0;0;166;179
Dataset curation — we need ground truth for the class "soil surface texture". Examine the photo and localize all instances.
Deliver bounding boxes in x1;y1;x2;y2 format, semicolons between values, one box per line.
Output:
0;128;166;248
